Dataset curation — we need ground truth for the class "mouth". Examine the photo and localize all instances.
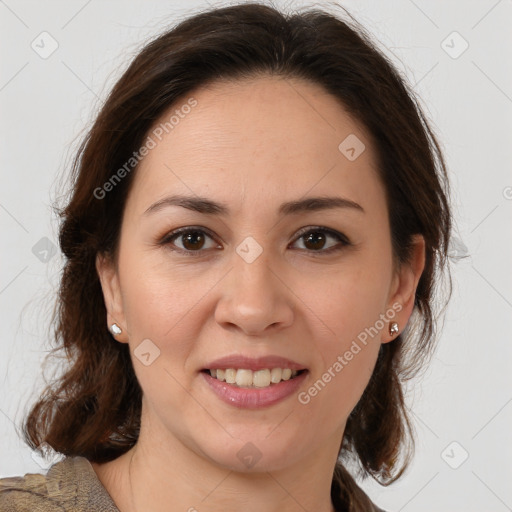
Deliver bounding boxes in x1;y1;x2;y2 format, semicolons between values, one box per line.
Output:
201;368;308;409
200;354;309;408
201;368;307;388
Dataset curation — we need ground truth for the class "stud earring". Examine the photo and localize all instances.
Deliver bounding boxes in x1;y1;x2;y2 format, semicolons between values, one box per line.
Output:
389;322;399;337
110;323;122;335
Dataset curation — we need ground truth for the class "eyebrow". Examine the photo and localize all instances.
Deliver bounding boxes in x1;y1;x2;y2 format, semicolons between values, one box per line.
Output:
143;194;365;217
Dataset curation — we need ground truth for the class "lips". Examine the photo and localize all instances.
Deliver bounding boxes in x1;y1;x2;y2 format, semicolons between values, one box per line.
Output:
202;370;307;409
200;354;308;409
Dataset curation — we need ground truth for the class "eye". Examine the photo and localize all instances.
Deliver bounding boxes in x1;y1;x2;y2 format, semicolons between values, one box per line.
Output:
160;227;220;255
160;226;350;256
291;227;350;254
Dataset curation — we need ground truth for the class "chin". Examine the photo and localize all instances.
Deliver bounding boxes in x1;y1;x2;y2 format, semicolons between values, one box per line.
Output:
195;434;301;474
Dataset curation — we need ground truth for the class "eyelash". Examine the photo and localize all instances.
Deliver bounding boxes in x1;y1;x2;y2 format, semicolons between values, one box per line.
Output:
159;225;351;257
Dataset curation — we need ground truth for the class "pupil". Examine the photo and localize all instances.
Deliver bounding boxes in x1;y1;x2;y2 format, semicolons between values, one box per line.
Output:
305;232;325;250
183;232;204;250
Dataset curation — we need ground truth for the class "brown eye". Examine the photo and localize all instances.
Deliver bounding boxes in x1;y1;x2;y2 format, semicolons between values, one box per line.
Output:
303;231;327;251
180;231;206;250
292;227;349;253
161;226;349;257
162;228;219;254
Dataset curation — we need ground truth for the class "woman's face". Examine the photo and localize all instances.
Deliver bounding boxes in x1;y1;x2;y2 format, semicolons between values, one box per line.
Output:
97;76;424;473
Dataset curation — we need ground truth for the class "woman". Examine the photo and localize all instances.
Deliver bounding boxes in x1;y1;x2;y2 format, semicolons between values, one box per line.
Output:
0;2;452;511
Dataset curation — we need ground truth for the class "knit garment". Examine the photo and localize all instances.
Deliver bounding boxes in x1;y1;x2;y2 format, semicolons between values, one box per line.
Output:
0;456;119;511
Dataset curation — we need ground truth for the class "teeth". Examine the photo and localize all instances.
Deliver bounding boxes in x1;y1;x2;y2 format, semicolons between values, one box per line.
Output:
270;368;282;383
236;369;253;387
253;369;271;388
225;368;236;384
208;368;300;387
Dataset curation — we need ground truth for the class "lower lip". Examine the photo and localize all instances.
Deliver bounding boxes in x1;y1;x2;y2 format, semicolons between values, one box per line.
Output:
201;371;308;409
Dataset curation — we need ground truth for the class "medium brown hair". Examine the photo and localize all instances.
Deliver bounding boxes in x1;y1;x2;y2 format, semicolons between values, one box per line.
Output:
23;3;452;509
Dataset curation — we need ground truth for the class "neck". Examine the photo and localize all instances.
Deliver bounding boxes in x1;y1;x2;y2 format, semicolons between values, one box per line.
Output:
93;412;342;512
128;440;337;512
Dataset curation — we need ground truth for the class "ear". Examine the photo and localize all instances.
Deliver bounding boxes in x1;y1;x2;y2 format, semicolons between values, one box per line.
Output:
96;252;129;344
382;234;426;343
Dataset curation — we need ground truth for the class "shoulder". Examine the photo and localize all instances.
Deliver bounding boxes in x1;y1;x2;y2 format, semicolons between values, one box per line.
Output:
0;456;119;512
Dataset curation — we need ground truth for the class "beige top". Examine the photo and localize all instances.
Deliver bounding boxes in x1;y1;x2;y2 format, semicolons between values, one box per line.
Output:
0;455;387;511
0;456;119;512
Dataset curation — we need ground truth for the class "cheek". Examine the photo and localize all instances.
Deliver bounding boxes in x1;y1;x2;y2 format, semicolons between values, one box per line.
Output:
309;260;391;344
299;327;380;429
116;253;213;393
118;245;207;334
298;259;390;419
119;263;203;416
319;350;379;431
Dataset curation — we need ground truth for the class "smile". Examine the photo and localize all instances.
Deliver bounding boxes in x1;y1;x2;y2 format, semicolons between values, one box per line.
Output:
205;368;303;388
201;369;308;409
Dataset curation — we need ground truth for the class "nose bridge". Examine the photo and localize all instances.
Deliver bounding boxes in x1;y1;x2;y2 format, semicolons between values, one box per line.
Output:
235;243;274;304
214;237;294;335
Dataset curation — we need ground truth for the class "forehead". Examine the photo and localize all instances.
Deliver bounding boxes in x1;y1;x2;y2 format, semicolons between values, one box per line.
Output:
126;75;385;217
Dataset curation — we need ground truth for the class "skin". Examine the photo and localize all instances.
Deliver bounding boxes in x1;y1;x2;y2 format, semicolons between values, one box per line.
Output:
93;75;425;512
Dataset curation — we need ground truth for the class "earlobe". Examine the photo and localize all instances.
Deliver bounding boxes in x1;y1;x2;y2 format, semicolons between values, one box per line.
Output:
95;253;128;343
384;234;426;343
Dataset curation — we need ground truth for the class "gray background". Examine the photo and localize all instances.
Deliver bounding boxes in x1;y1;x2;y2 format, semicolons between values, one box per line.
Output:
1;1;511;510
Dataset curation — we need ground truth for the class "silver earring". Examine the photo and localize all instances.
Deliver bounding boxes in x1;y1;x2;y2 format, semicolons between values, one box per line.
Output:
110;323;122;335
389;322;399;337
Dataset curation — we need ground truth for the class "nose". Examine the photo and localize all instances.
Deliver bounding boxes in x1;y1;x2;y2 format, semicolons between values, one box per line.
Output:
214;248;295;337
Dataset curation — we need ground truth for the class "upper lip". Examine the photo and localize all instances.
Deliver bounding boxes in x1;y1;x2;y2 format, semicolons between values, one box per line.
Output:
203;355;307;371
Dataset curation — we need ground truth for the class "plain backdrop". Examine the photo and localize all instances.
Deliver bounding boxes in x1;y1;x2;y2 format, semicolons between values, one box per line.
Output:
1;1;511;511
